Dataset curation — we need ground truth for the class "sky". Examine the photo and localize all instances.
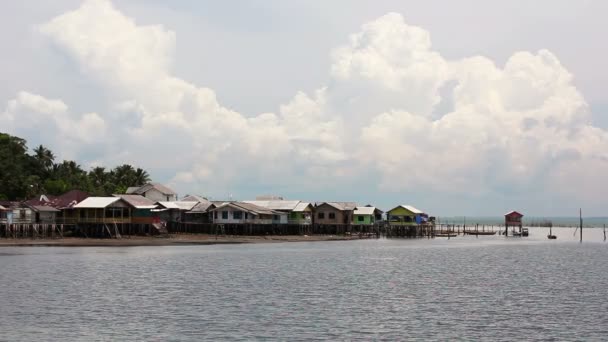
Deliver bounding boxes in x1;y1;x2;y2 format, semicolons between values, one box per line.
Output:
1;0;607;216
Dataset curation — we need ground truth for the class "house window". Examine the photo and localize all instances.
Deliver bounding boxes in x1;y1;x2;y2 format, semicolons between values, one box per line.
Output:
273;215;279;221
20;210;26;219
245;213;248;219
222;211;228;219
301;213;306;219
214;212;218;219
329;213;336;220
318;212;325;219
358;216;364;222
233;211;243;219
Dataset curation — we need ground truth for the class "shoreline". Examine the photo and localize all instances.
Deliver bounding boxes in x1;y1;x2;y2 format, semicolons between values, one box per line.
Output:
0;234;361;247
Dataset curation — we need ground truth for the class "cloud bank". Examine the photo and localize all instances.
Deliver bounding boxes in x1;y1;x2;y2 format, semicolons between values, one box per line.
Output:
2;0;607;210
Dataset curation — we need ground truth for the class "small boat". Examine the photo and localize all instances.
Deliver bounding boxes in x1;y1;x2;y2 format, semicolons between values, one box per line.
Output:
463;230;497;236
522;228;529;237
547;226;557;239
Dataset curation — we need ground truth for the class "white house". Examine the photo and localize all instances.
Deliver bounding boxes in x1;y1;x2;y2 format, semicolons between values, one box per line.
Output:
210;202;286;224
126;183;178;202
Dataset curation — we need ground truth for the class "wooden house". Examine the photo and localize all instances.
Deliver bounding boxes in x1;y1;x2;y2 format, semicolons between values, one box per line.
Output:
154;201;199;222
0;201;34;224
126;183;177;202
184;201;216;223
39;190;90;224
73;197;132;224
27;205;60;224
210;202;286;225
314;202;357;226
113;194;157;224
244;200;314;224
387;205;428;226
0;205;9;224
353;206;383;225
505;211;523;229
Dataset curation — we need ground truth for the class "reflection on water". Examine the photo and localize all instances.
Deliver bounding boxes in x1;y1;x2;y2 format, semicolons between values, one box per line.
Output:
1;230;607;341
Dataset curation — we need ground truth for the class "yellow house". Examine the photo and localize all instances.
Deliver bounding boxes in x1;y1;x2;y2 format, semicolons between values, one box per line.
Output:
386;205;428;226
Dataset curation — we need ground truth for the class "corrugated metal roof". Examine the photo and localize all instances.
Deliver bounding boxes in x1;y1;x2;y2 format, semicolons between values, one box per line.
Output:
505;211;523;217
51;190;90;209
388;205;424;214
129;183;177;196
293;202;312;212
354;206;377;215
74;197;122;209
0;205;7;211
0;201;29;209
181;195;208;202
188;202;215;213
157;201;198;210
402;205;424;214
113;194;157;209
317;202;357;211
126;187;140;194
244;200;302;211
211;202;282;215
30;205;60;212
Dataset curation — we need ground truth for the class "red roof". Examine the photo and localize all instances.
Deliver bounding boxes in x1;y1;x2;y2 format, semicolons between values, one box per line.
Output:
24;194;56;206
505;210;523;218
49;190;90;209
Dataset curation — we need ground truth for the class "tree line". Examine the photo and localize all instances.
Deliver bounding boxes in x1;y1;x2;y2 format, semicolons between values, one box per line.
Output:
0;132;151;200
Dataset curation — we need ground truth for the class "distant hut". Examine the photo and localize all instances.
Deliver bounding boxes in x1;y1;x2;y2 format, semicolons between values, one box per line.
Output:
505;210;524;234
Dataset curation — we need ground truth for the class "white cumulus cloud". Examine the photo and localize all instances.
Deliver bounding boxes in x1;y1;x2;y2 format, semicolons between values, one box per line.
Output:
2;0;607;211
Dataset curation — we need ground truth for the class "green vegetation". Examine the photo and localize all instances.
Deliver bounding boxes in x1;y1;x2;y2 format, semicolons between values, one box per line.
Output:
0;132;151;200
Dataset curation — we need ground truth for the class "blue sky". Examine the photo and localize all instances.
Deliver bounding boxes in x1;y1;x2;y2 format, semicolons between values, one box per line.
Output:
1;0;607;216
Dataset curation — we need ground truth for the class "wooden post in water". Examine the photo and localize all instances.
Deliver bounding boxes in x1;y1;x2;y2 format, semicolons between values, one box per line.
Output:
604;224;606;242
579;208;583;243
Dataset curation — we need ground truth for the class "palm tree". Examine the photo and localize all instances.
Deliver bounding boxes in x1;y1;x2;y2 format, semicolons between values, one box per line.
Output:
133;168;151;186
112;164;136;188
89;166;107;187
33;145;55;171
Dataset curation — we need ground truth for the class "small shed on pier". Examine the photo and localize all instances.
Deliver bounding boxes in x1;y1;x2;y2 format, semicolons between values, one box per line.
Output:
505;211;523;229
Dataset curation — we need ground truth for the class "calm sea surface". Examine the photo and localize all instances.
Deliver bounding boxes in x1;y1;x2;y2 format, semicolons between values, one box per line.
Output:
1;228;607;341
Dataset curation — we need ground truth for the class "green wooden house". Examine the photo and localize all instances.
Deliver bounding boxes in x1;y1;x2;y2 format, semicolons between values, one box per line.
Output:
353;206;383;225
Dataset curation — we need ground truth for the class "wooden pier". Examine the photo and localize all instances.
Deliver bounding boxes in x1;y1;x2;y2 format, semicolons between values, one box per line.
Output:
0;224;67;239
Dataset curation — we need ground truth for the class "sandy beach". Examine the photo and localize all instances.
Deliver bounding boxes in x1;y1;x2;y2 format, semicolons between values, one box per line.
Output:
0;234;360;247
